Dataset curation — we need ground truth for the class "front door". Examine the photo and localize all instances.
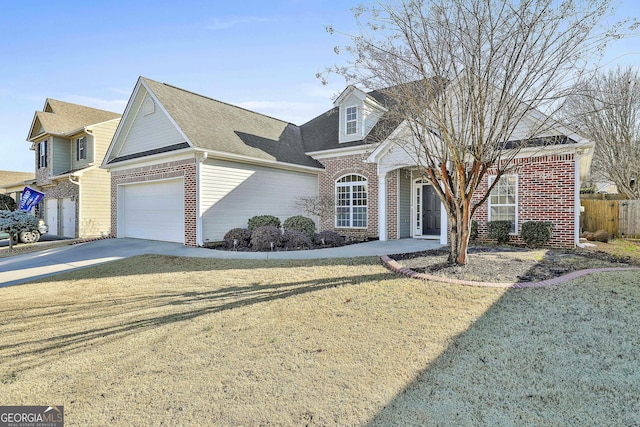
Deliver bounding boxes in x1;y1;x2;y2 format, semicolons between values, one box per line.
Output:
422;185;441;235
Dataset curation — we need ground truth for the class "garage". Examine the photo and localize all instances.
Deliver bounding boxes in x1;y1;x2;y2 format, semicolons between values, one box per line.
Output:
120;179;184;243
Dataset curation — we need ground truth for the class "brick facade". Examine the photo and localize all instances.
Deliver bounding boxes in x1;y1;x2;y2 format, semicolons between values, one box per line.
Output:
473;154;576;248
110;158;198;246
317;153;379;240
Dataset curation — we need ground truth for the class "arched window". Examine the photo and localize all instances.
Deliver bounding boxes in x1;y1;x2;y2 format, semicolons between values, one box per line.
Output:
336;174;368;228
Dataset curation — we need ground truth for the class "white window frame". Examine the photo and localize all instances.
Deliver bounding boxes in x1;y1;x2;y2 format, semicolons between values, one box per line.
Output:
345;105;358;136
488;174;518;234
76;136;87;161
335;174;368;229
39;140;47;168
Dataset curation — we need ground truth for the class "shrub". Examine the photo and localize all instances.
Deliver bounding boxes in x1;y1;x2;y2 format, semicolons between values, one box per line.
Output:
0;195;16;212
470;220;479;242
250;226;282;251
520;221;553;248
247;215;281;231
223;228;252;249
487;220;512;245
314;230;345;247
283;215;316;240
282;229;312;250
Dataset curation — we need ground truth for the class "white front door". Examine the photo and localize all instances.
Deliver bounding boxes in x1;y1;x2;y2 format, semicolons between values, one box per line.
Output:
61;198;76;238
45;199;58;236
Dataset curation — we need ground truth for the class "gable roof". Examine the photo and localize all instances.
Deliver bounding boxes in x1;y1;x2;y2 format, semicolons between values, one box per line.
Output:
28;99;121;141
302;85;406;153
106;77;323;170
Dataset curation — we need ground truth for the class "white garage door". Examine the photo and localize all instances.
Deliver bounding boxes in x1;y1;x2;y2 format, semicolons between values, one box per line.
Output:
45;199;58;236
121;180;184;243
61;198;76;238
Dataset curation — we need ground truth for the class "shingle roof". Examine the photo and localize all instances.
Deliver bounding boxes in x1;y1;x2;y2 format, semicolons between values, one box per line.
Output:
142;78;323;169
0;171;34;187
29;99;121;140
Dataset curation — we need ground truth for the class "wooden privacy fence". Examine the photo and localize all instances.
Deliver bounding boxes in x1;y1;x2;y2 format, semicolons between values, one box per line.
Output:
619;200;640;238
581;198;640;238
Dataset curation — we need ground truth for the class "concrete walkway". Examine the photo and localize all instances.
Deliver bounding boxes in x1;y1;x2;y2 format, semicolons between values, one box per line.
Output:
0;237;442;288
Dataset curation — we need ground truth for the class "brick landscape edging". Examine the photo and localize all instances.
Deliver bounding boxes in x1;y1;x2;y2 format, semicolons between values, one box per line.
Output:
380;255;640;288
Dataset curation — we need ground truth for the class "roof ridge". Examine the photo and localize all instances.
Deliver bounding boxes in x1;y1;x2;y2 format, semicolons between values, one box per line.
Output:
144;78;297;127
44;98;121;115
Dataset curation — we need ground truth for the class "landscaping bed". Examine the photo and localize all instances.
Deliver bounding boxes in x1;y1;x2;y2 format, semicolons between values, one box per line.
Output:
389;244;639;283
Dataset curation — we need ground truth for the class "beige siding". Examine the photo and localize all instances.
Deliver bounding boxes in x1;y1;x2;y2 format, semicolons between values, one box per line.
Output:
92;119;120;162
51;136;71;175
200;159;318;241
118;94;185;157
79;167;111;237
77;119;119;238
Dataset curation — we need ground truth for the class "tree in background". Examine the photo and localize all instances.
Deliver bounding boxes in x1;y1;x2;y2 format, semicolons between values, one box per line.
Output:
322;0;635;265
565;66;640;199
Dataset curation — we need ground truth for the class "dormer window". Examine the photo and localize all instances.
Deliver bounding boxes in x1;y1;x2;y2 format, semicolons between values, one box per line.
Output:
76;136;87;160
345;106;358;135
38;140;48;168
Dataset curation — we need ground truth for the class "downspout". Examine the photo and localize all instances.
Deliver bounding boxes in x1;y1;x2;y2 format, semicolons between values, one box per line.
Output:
574;148;588;248
68;174;80;239
196;152;208;246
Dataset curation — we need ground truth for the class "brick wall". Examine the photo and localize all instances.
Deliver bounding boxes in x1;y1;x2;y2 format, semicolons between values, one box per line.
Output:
110;158;198;246
473;154;576;248
317;153;379;240
386;170;399;240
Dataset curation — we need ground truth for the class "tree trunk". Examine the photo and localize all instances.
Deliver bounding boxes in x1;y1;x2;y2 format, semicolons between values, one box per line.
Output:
447;202;472;266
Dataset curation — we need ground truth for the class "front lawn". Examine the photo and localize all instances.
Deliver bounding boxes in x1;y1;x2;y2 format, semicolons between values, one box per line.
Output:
0;254;638;426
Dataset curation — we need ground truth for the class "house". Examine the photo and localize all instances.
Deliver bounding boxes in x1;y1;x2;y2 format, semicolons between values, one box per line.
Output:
101;77;322;246
27;99;121;238
103;76;592;248
0;171;36;205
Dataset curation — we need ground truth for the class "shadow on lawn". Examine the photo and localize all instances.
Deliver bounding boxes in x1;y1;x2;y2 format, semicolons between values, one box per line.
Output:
365;271;640;426
0;265;393;374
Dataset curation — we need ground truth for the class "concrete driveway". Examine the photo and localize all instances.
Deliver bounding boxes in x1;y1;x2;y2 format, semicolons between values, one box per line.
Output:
0;237;441;288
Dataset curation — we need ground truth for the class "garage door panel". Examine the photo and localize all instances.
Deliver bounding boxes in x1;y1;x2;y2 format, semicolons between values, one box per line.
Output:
121;180;184;243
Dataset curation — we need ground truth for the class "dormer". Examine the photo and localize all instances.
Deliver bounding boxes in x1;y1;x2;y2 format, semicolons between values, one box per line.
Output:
334;85;387;144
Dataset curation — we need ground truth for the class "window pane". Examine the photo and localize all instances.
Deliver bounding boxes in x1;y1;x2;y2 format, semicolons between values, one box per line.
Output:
335;175;367;228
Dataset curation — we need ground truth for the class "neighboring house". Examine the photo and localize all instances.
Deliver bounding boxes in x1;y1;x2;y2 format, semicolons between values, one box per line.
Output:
103;76;592;248
0;171;36;205
27;99;121;238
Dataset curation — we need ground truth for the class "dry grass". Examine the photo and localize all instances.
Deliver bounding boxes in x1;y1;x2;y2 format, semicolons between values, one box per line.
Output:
0;253;638;426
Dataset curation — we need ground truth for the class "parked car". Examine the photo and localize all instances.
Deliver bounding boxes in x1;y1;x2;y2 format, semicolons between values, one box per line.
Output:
0;219;48;244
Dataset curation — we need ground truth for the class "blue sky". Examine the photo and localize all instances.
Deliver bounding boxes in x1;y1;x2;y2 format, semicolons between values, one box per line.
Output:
0;0;638;172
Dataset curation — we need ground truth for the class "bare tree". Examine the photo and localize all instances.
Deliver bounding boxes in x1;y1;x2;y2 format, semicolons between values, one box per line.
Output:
322;0;634;265
565;66;640;199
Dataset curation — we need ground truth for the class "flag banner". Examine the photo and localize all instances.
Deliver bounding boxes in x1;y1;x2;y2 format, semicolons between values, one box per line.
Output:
18;186;45;212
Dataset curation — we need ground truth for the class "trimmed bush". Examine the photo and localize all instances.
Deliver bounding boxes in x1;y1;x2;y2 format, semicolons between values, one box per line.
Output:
283;215;316;240
223;228;252;249
470;220;479;242
282;229;312;250
314;230;345;247
250;226;282;251
487;220;512;245
520;221;553;248
247;215;281;232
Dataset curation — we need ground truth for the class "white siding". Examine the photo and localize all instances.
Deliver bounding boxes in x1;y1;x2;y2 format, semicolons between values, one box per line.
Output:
200;159;318;241
399;170;411;238
364;102;384;136
118;94;185;157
